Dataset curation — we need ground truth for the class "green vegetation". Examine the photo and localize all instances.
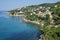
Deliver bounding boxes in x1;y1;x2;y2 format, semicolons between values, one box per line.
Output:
40;25;60;40
51;7;60;22
9;1;60;40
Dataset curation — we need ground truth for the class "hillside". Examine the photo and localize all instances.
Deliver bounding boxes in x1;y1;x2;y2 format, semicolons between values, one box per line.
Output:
9;2;60;40
9;1;60;12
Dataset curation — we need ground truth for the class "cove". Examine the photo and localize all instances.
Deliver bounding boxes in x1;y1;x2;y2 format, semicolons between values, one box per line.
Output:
0;11;40;40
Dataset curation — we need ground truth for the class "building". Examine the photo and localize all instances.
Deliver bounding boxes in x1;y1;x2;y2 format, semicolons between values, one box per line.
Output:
17;11;24;15
37;11;45;17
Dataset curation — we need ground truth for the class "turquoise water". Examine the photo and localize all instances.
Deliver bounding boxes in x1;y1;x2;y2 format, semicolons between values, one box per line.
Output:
0;12;40;40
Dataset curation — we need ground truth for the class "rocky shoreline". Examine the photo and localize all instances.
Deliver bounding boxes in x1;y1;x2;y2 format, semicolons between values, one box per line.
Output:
8;13;41;26
23;18;40;25
8;14;24;16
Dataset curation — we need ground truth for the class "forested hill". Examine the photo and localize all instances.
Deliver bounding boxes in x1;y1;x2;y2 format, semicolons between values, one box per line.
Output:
9;1;60;12
38;1;60;7
21;1;60;10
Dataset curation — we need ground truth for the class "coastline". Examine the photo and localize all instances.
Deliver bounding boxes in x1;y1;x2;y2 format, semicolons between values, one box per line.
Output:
8;14;24;16
8;14;60;40
23;18;40;25
8;14;40;26
8;2;60;40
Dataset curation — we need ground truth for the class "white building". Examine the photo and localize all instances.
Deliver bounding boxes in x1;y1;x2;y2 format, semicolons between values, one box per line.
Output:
18;11;23;13
55;5;58;7
40;6;43;9
30;13;33;15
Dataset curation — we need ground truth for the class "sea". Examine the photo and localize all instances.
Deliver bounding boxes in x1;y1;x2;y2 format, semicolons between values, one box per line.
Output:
0;11;40;40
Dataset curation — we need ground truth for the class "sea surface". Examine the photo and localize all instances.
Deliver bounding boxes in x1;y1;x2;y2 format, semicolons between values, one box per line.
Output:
0;11;40;40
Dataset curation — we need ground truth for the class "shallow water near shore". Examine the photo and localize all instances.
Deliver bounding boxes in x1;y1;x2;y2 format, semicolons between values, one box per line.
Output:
0;11;40;40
